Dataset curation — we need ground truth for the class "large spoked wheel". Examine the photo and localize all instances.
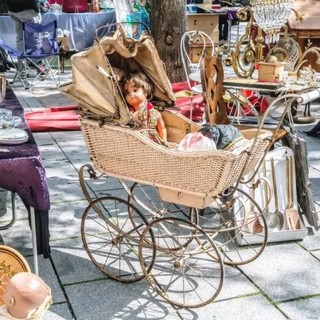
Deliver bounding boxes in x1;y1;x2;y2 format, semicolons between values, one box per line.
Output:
128;183;197;250
139;217;224;308
81;196;155;283
196;188;268;266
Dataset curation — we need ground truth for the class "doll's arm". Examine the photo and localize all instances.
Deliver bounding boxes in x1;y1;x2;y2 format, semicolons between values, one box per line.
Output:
132;110;141;125
157;112;167;142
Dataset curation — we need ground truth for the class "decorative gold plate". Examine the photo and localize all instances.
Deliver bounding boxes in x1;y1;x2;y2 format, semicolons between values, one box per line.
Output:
0;245;30;305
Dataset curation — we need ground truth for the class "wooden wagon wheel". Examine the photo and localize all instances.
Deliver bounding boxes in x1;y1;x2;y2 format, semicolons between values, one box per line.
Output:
200;56;230;125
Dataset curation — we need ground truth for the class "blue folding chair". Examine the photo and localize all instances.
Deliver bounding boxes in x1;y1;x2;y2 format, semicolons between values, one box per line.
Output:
22;20;61;89
0;39;31;88
0;20;61;89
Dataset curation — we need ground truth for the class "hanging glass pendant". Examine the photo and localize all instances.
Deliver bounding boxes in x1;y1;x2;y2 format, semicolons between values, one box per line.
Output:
250;0;294;44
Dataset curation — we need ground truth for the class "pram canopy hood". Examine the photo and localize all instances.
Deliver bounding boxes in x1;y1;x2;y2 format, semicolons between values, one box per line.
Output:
60;26;176;125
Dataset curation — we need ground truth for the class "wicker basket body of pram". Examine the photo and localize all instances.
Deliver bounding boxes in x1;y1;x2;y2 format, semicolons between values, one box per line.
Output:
60;24;277;309
81;116;271;208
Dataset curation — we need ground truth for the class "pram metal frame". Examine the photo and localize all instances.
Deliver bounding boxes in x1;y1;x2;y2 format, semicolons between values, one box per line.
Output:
64;23;301;308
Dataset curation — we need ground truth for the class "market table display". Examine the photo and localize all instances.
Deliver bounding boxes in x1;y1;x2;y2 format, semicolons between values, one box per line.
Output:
0;84;50;265
0;11;116;51
198;55;319;230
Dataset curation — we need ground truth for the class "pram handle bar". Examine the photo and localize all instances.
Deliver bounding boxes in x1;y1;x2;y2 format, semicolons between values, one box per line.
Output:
237;92;305;188
95;21;152;42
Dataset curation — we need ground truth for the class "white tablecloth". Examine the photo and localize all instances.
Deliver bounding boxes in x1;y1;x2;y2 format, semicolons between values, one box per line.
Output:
0;11;116;50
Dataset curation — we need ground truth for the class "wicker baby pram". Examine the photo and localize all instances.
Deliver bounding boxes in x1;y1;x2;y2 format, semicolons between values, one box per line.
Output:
61;24;272;208
61;24;287;309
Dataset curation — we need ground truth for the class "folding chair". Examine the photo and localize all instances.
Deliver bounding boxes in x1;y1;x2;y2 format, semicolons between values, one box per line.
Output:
22;20;61;89
0;39;31;88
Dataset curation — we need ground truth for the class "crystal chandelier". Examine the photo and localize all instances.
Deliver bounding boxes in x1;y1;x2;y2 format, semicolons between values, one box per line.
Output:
250;0;294;44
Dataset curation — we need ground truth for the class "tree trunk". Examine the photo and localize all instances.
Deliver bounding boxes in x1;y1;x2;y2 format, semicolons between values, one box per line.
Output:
150;0;187;84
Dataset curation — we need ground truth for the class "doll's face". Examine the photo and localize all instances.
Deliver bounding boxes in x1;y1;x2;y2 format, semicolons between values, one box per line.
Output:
124;81;147;110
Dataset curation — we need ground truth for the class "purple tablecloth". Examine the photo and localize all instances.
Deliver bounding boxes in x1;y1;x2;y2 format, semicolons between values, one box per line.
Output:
0;84;50;257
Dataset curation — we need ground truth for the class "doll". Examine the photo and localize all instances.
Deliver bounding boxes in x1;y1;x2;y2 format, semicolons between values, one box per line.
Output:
122;72;167;143
0;272;51;320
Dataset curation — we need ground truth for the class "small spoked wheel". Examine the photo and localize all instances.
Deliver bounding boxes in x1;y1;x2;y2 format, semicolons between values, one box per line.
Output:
196;188;268;266
139;217;224;308
81;196;154;283
128;183;197;223
128;183;197;250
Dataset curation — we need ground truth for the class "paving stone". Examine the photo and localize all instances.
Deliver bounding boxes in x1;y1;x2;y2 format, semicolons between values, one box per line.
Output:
312;250;320;260
42;303;75;320
38;143;69;162
25;255;66;304
49;237;108;285
50;131;84;143
47;179;86;204
33;132;57;146
300;232;320;251
177;294;287;320
208;264;260;301
64;278;181;320
1;219;34;256
45;159;79;179
239;243;320;302
48;200;88;241
277;296;320;320
0;191;29;221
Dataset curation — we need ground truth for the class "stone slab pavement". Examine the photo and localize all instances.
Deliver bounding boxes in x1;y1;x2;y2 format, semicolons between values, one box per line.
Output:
0;65;320;320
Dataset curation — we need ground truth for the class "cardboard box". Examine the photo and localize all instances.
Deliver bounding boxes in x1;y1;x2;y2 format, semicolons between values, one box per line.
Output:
187;14;219;44
57;36;70;51
258;62;286;83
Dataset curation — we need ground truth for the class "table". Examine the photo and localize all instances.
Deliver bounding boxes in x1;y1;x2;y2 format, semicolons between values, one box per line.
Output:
0;84;50;264
0;11;116;51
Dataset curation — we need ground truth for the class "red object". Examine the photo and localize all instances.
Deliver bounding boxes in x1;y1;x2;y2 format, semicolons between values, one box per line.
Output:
48;0;63;4
62;0;88;13
226;90;269;116
171;80;199;92
175;94;205;122
170;82;206;122
25;106;80;132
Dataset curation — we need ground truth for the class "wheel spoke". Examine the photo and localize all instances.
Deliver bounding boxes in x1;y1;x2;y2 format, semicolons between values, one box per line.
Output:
140;217;224;308
197;187;267;266
81;196;153;283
